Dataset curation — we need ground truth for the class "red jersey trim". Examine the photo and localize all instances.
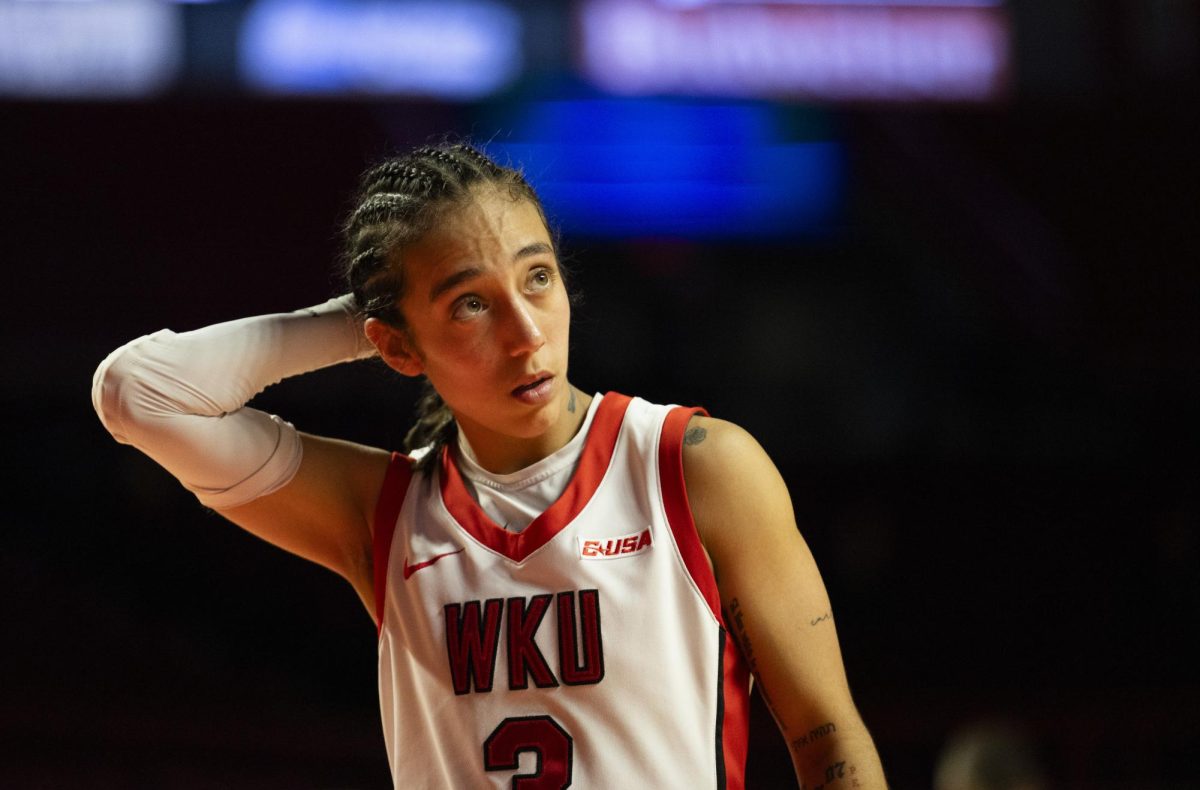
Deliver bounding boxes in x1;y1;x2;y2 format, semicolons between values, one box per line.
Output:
659;405;722;621
718;626;751;789
373;451;414;637
661;406;750;786
439;393;633;563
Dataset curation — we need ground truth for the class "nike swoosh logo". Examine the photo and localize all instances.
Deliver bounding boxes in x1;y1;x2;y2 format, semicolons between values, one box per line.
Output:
402;548;465;580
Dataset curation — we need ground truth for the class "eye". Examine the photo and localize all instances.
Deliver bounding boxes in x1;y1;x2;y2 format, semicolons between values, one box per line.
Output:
451;295;487;321
527;266;555;292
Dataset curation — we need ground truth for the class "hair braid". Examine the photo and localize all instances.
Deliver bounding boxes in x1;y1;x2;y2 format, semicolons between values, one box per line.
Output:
402;382;457;466
360;161;431;198
347;193;419;236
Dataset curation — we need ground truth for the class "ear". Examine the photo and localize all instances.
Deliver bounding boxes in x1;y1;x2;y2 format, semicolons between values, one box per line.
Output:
364;317;424;377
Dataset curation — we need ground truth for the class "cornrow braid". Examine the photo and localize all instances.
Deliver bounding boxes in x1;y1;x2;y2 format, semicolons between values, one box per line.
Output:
450;143;505;176
412;146;464;171
346;192;423;236
339;140;551;470
359;161;429;198
344;245;403;324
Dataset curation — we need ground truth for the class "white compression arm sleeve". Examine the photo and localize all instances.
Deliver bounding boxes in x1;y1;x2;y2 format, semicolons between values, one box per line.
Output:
91;295;375;509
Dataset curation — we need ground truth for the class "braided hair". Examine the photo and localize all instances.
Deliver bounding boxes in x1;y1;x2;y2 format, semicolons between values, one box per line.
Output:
340;142;552;469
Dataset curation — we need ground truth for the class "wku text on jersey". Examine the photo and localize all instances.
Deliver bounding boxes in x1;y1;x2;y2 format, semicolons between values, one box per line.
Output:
444;589;605;695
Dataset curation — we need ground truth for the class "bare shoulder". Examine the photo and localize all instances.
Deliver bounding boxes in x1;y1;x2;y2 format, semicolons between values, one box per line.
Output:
680;414;772;473
680;415;799;566
681;415;788;508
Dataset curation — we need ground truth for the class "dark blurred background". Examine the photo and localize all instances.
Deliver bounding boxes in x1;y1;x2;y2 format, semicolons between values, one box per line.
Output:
2;1;1197;787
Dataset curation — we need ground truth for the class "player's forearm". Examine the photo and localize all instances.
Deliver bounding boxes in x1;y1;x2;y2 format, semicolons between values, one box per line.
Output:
791;729;887;790
93;295;370;427
91;295;373;508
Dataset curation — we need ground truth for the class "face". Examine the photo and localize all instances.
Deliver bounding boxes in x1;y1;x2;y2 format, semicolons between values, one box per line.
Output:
377;186;572;450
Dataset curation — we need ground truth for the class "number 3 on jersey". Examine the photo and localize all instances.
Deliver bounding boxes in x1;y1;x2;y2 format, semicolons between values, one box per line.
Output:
484;715;573;789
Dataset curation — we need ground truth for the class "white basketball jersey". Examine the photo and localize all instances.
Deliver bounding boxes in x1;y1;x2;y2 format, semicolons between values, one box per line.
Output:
373;393;750;789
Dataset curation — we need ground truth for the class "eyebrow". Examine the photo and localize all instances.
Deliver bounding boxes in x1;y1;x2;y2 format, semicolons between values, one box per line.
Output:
515;241;554;260
428;266;485;303
427;242;555;302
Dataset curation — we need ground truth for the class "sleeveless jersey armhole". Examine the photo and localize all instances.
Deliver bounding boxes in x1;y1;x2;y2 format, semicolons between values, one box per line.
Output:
659;406;752;789
658;406;722;622
373;452;414;636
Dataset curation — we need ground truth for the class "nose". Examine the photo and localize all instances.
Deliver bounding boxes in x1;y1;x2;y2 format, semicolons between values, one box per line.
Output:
500;296;545;356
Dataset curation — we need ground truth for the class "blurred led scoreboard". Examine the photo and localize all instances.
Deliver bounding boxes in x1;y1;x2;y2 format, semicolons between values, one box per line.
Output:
0;0;1010;103
580;0;1010;102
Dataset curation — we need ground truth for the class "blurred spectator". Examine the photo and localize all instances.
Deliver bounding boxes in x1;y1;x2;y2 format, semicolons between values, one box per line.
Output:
934;719;1047;790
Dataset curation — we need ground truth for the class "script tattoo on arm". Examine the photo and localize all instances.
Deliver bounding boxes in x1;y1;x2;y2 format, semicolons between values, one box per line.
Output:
791;721;837;754
684;426;707;446
810;612;831;627
805;760;860;790
728;597;786;730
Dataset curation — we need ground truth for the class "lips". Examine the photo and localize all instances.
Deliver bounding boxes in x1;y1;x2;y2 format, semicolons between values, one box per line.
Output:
511;373;554;404
512;378;548;394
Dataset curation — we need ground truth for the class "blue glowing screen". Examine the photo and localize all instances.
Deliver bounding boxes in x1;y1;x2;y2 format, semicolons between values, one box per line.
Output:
484;99;843;239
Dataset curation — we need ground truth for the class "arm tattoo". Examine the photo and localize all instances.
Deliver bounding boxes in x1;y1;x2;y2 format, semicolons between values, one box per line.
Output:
728;598;786;730
791;722;837;753
728;599;755;670
684;426;707;446
810;612;831;627
805;760;856;790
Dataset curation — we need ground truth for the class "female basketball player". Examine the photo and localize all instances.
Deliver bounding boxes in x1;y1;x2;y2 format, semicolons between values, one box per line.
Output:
92;143;886;788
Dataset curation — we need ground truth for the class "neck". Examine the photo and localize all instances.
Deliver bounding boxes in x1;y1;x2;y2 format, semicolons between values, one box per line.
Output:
456;386;592;474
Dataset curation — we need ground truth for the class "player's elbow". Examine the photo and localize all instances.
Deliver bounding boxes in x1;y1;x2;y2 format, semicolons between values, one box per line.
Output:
92;330;183;444
93;338;139;443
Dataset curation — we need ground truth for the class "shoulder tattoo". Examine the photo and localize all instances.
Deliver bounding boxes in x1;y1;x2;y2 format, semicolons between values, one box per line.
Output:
683;426;707;446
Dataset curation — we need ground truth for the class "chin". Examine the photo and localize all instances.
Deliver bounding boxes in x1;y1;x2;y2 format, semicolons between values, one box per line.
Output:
512;397;564;437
